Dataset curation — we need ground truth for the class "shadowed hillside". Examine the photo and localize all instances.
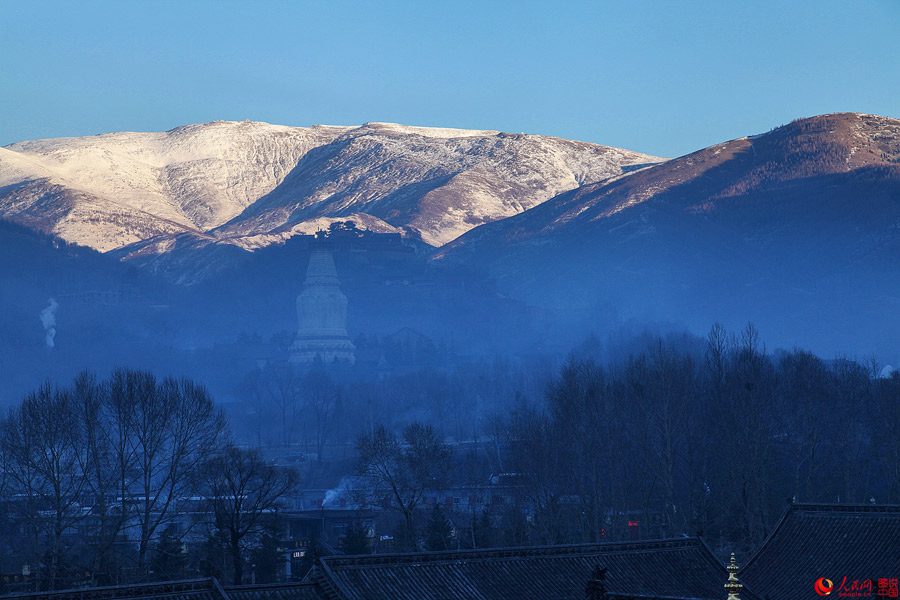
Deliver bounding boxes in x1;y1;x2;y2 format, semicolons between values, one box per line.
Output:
434;113;900;357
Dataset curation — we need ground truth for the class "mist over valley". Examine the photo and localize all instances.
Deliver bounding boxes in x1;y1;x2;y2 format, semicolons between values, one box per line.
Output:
2;113;898;407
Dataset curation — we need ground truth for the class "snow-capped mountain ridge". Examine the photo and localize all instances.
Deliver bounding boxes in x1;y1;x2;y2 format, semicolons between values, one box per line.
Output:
3;121;351;244
0;120;662;252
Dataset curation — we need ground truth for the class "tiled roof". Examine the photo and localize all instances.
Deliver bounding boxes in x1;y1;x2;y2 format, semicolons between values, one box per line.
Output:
741;503;900;600
312;538;729;600
0;578;226;600
0;579;321;600
223;582;321;600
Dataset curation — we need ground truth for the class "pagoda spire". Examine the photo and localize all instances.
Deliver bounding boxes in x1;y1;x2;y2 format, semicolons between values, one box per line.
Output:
724;553;744;600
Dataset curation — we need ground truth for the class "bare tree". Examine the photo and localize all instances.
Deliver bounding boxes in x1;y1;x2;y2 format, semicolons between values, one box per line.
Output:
129;373;228;571
775;350;829;502
506;400;569;544
72;371;124;583
874;371;900;501
355;422;451;551
235;368;274;448
633;343;698;537
1;383;90;589
0;369;234;584
713;323;777;546
829;357;876;503
203;445;298;584
0;414;8;512
303;369;342;460
265;365;302;447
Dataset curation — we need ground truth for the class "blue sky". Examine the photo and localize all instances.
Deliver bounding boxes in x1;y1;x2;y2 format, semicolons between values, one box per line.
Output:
1;0;898;157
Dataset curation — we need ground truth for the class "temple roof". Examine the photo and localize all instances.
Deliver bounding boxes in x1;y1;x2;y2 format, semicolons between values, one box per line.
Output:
741;502;900;600
310;538;731;600
0;578;320;600
223;582;321;600
11;503;899;599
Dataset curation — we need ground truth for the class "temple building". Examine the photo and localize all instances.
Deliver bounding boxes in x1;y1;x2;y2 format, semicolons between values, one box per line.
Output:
7;502;900;599
740;503;900;600
289;245;355;365
306;537;740;600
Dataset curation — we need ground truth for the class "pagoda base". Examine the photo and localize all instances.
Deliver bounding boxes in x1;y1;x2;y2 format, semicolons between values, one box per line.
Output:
289;338;356;365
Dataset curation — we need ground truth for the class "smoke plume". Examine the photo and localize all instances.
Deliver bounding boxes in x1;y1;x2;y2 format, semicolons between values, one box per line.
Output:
40;298;58;349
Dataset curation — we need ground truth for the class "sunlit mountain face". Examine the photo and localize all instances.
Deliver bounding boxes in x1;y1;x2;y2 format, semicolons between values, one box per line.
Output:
0;119;660;255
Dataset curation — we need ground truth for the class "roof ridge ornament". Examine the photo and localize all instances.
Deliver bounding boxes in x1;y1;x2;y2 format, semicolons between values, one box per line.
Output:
584;564;608;600
725;552;744;599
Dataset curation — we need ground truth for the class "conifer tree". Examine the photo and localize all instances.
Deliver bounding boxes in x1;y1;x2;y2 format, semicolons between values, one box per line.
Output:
340;521;371;555
425;505;453;551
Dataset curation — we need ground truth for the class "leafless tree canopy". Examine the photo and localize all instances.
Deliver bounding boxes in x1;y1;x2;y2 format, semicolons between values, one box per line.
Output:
1;369;227;588
202;445;298;585
355;422;451;550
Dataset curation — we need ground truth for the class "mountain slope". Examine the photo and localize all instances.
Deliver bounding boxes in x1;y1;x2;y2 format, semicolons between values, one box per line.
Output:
434;113;900;355
212;122;662;247
0;218;175;404
0;122;351;250
0;121;661;253
437;113;900;258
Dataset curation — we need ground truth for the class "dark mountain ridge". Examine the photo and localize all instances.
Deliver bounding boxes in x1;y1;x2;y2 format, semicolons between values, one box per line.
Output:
433;113;900;357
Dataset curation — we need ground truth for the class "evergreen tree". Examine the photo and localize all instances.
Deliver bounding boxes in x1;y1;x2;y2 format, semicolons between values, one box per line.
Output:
471;511;495;549
150;525;186;580
195;532;228;582
502;504;529;547
250;523;283;584
340;521;371;555
425;505;453;551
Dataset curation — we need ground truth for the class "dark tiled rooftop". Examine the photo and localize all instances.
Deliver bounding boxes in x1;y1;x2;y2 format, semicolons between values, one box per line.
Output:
0;578;225;600
313;538;727;600
0;578;321;600
741;503;900;600
223;582;321;600
24;506;896;600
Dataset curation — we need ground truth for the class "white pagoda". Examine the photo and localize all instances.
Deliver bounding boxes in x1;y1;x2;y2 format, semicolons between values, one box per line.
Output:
289;247;356;365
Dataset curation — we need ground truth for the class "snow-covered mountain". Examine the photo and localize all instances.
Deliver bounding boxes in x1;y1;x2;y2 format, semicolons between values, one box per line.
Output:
0;120;662;253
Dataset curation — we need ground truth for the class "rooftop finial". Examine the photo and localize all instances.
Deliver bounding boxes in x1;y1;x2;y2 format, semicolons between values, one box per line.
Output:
584;565;608;600
725;553;743;600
